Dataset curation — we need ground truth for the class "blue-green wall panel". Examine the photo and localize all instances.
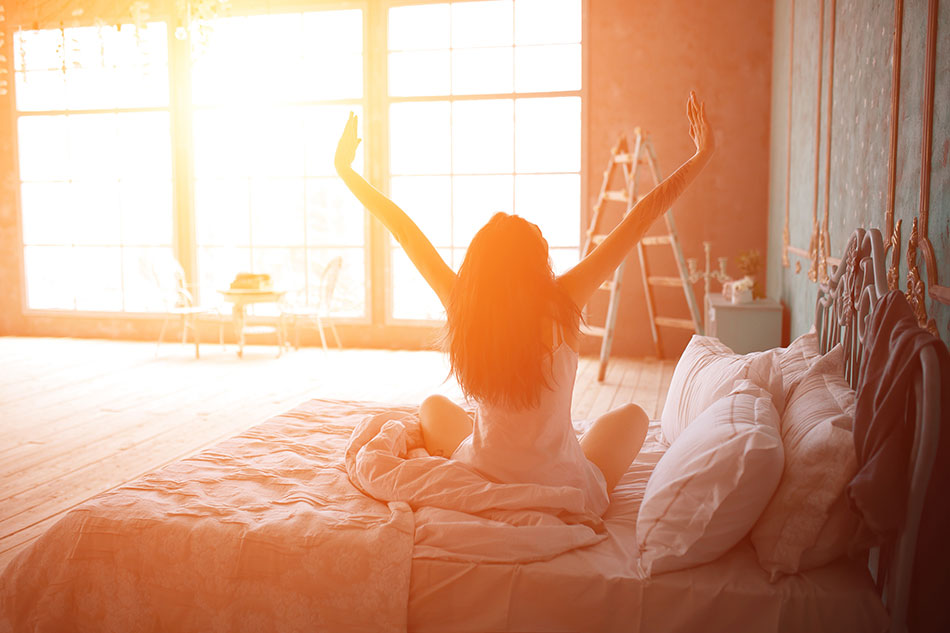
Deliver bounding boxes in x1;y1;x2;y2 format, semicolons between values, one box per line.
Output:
768;0;949;346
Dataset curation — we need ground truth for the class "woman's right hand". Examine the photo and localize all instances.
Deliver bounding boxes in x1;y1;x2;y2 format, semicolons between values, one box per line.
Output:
686;91;713;157
334;112;362;173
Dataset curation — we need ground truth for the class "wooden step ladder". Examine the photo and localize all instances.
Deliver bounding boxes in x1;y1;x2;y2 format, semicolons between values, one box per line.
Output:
582;130;703;380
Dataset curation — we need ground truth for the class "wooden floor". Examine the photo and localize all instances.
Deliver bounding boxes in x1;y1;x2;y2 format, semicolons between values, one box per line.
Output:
0;336;675;572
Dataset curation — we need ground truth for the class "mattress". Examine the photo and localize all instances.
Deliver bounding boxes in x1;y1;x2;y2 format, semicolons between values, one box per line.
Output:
409;421;888;633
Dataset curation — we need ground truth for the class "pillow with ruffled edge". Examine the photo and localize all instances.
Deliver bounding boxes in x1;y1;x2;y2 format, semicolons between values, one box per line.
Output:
638;380;784;576
660;335;784;445
773;330;821;400
750;344;859;580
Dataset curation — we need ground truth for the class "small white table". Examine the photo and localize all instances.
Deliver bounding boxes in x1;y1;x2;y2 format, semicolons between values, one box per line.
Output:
218;289;286;358
706;294;782;354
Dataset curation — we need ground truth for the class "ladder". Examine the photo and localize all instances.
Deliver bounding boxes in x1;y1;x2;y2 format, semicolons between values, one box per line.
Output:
582;130;703;379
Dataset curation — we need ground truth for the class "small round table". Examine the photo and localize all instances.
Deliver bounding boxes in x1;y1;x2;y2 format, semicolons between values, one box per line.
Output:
217;289;286;358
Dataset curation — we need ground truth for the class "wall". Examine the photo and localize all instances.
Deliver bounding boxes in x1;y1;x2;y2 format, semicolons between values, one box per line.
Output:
586;0;773;358
767;0;950;346
0;0;775;358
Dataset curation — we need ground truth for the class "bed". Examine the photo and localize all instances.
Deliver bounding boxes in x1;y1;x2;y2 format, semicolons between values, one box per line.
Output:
0;228;942;633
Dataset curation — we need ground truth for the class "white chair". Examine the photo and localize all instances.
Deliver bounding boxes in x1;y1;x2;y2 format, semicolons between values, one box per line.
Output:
280;256;343;352
153;255;224;359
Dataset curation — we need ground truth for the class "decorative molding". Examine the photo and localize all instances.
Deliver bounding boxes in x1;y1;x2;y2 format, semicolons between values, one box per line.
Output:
808;223;820;282
907;217;939;337
786;0;832;285
809;0;825;281
818;0;836;284
916;0;947;308
887;219;902;291
782;0;796;268
885;0;904;244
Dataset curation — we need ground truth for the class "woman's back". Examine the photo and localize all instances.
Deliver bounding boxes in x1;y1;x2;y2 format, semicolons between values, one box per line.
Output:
451;343;610;518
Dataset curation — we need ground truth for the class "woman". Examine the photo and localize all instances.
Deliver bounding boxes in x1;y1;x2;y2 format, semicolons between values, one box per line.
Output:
335;92;713;510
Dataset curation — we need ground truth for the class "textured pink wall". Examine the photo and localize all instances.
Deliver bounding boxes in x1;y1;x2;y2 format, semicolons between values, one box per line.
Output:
585;0;773;358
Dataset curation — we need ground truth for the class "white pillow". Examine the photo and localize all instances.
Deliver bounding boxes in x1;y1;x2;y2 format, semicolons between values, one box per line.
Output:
773;330;821;399
750;345;858;579
661;335;784;444
638;380;783;576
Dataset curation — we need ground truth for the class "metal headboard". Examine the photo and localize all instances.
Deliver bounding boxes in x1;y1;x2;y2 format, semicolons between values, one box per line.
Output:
814;228;942;633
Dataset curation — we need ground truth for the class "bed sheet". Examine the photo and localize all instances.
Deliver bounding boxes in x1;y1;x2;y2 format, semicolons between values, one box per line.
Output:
408;421;889;633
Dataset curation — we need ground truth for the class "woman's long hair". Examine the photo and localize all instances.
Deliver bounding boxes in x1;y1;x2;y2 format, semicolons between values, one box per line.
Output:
444;213;581;410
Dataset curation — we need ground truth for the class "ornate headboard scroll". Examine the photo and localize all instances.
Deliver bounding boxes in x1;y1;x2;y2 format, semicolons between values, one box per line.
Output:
814;228;889;390
815;227;943;633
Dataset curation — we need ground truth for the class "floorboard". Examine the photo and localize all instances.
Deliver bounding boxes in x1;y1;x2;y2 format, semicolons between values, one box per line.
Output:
0;336;674;573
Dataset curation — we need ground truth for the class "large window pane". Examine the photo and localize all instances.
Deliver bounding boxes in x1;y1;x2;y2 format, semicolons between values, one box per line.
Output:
389;4;450;50
68;114;119;179
69;181;122;245
514;174;581;247
120;180;174;246
452;100;513;173
306;178;367;247
123;247;177;312
246;108;306;179
451;1;513;47
389;51;450;97
550;247;580;275
390;102;451;175
452;175;513;244
390;176;452;246
20;183;74;245
388;2;582;321
391;248;449;320
515;97;581;173
72;247;123;311
452;48;513;95
24;246;78;310
15;71;66;111
193;10;366;318
195;178;251;247
309;248;365;317
250;179;306;247
16;24;168;111
515;44;582;93
515;0;581;45
117;113;172;180
18;116;68;181
193;109;251;178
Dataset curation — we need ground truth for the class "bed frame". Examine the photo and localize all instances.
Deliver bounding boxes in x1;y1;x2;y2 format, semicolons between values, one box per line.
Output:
813;227;942;633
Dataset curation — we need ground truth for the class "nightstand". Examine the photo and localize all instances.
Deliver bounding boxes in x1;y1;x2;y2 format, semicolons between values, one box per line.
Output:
706;294;782;354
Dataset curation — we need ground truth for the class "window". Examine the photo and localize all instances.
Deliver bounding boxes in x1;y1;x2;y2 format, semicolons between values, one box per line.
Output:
387;0;583;320
15;23;173;312
191;10;366;317
13;2;584;333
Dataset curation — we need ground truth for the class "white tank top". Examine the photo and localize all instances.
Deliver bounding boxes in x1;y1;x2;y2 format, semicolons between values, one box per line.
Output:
451;341;609;518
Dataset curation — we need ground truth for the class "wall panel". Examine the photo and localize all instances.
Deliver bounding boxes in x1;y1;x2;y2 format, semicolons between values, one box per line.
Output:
769;0;949;345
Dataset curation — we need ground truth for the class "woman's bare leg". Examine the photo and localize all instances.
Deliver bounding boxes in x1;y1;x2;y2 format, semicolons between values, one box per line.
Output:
580;403;649;492
419;394;473;457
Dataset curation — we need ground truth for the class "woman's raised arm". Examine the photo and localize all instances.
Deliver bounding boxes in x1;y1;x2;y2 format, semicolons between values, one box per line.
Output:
557;91;715;309
334;113;456;309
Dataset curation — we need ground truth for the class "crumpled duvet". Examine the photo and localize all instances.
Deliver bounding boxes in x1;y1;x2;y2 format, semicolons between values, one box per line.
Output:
345;410;607;563
0;400;416;633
